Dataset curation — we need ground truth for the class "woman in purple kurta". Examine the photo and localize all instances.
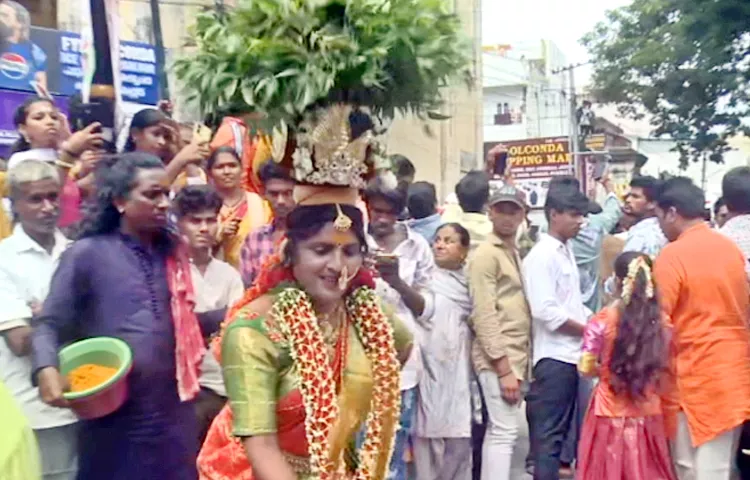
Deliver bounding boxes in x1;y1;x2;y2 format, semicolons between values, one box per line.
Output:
32;153;224;480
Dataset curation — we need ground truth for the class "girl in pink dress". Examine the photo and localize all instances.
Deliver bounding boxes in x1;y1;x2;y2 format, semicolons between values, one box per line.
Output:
576;251;677;480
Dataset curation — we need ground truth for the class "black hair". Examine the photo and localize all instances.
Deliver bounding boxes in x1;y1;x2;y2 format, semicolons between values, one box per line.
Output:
721;166;750;215
610;251;667;400
77;152;174;251
364;178;408;215
124;108;167;152
544;186;589;221
283;204;368;260
172;185;222;218
206;146;241;171
10;95;56;155
455;170;490;213
655;177;705;219
548;175;580;193
391;154;415;181
436;222;470;248
407;181;437;219
629;175;662;202
713;197;725;215
258;159;294;185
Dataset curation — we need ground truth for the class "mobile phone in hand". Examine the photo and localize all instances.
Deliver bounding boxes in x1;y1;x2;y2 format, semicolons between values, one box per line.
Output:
592;158;607;181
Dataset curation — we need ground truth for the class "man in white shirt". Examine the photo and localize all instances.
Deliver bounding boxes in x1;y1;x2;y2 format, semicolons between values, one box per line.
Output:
0;160;78;479
522;186;591;480
719;167;750;279
172;185;245;444
718;167;750;477
365;178;434;479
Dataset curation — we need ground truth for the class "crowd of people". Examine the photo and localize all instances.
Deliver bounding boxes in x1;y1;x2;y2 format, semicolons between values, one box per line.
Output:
1;90;750;480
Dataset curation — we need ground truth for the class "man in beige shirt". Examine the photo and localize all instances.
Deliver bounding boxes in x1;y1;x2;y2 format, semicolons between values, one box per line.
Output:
467;184;532;480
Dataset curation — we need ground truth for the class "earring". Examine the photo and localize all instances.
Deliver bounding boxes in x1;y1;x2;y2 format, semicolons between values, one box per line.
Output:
338;266;348;291
279;238;291;267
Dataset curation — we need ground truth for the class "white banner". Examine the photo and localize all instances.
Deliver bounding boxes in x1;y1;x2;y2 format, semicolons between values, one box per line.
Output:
79;0;95;103
104;0;125;139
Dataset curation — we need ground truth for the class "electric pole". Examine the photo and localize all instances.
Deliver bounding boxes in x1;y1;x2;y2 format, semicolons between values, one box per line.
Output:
90;0;114;90
84;0;116;151
568;67;578;179
150;0;169;99
552;62;589;182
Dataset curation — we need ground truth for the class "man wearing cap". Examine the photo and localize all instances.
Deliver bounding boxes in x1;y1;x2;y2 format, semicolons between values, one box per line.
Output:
467;184;532;480
522;186;592;480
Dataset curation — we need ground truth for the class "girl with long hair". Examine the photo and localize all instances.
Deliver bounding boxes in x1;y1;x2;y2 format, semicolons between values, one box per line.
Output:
576;251;677;480
123;107;210;188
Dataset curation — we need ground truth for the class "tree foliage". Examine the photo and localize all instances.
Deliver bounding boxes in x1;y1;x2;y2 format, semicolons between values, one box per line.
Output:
172;0;473;130
583;0;750;166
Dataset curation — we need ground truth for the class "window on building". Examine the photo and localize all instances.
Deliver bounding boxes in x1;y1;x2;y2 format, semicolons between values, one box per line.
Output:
494;102;512;125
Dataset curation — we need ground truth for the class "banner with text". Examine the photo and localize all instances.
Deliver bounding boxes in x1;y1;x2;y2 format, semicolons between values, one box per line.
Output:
0;26;159;105
484;136;573;209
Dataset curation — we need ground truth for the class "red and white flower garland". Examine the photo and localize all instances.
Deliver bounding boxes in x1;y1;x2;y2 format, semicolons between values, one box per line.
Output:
271;286;401;479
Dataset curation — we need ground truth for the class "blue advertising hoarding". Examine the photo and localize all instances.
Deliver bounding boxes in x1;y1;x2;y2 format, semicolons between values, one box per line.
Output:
0;26;160;105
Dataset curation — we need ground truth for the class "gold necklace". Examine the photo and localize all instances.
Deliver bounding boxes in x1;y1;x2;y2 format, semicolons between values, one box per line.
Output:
317;304;346;354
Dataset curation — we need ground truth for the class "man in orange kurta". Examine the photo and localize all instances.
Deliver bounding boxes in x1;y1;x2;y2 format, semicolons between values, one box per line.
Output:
653;178;750;480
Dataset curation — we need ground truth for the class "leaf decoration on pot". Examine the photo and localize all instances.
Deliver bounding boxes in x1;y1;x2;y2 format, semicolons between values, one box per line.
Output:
172;0;474;130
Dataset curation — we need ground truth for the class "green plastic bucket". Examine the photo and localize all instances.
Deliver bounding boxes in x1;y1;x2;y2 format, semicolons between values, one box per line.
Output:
59;337;133;419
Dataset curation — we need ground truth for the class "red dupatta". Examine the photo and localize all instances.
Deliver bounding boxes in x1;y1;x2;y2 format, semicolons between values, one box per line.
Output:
165;244;206;402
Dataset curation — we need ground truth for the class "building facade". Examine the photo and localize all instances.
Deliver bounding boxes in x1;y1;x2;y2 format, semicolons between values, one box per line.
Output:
483;40;570;146
378;0;483;199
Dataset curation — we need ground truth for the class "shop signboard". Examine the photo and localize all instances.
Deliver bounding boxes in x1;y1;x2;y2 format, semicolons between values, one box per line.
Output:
0;26;159;105
484;136;572;209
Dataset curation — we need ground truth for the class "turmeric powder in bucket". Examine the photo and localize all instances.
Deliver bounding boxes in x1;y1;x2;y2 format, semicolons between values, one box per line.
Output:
68;364;118;393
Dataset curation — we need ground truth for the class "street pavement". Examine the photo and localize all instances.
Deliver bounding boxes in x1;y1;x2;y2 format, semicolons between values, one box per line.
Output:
510;401;533;479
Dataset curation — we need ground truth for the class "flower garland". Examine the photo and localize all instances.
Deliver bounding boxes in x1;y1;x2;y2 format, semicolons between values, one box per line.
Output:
346;288;402;480
211;251;396;478
270;286;401;479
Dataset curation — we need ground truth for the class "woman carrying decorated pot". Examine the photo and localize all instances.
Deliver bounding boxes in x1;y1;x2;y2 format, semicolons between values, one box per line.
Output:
174;0;472;477
197;104;415;479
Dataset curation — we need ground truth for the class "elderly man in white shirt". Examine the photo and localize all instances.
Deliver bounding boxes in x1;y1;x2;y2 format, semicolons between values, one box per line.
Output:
522;186;591;480
0;160;78;480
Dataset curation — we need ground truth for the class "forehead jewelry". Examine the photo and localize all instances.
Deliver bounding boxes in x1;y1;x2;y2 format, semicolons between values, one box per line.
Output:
333;203;353;232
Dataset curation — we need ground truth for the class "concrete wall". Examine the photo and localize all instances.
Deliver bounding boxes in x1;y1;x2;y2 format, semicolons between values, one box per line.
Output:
386;0;483;200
